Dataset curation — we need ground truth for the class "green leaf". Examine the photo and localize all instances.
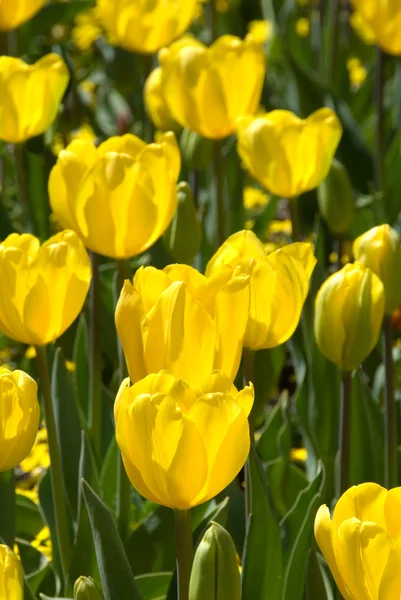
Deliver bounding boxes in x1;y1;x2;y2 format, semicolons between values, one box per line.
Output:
136;573;172;600
15;493;44;540
73;315;90;424
0;470;15;547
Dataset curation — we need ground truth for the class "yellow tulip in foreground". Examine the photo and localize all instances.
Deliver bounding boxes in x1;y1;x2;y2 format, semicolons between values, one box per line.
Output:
0;230;91;345
49;132;180;259
351;0;401;56
115;370;254;509
315;483;401;599
0;0;45;31
0;367;39;472
206;230;316;350
236;108;342;198
0;545;23;600
159;35;265;139
97;0;198;54
144;67;178;132
0;54;69;144
115;263;249;387
353;225;401;315
314;262;384;371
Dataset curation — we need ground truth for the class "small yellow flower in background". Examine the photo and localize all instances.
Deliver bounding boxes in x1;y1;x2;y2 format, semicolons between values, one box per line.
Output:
243;187;269;210
296;18;310;37
0;0;45;31
267;219;292;237
237;108;342;198
25;346;37;360
0;368;39;472
351;0;401;55
144;67;179;132
314;262;385;371
206;230;316;350
72;8;103;51
49;133;180;259
159;35;266;139
347;57;367;90
0;545;23;600
246;20;272;44
31;526;52;561
349;10;376;45
0;54;70;144
97;0;198;54
0;231;91;346
0;347;12;367
18;427;50;504
315;483;401;599
115;370;254;509
215;0;229;13
290;448;307;462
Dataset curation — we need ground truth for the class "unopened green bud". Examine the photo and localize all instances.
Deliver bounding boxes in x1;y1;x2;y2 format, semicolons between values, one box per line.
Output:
74;576;103;600
180;128;213;170
318;159;354;235
189;522;241;600
163;182;201;264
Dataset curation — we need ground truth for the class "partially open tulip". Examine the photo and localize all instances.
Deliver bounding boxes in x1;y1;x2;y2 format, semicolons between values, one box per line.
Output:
353;225;401;315
315;483;401;599
97;0;198;54
314;262;384;371
206;230;316;350
115;370;254;509
49;132;180;259
0;0;45;31
115;263;249;387
144;67;178;132
236;108;342;198
0;367;39;472
159;36;265;139
0;230;91;345
351;0;401;56
0;54;69;144
0;545;23;600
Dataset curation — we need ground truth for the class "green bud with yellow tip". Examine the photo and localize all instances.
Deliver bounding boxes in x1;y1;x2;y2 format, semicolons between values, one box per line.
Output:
189;522;241;600
74;576;103;600
163;182;202;264
317;159;355;235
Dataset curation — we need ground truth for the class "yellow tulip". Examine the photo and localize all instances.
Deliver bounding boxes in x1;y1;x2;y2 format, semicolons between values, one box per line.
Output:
144;67;178;132
0;230;91;345
206;230;316;350
159;35;266;139
314;262;384;371
115;370;254;509
49;132;180;259
0;545;23;600
315;482;401;600
351;0;401;55
353;225;401;315
97;0;198;54
236;108;342;198
115;263;249;387
0;54;69;144
0;0;45;31
0;367;39;472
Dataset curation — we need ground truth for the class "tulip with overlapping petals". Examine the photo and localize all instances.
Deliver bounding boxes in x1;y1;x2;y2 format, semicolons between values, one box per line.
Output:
351;0;401;56
144;67;178;132
49;133;180;259
0;545;23;600
159;36;265;139
115;370;254;509
0;0;45;31
0;54;69;144
236;108;342;198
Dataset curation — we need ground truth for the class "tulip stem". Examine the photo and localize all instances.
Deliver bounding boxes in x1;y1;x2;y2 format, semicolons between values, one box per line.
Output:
382;314;398;488
174;509;193;600
213;139;225;245
288;199;301;242
0;470;15;547
375;47;385;197
35;345;71;581
89;251;102;461
338;370;352;497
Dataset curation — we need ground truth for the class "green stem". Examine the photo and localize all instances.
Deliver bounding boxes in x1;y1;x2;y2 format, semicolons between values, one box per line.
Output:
242;349;255;523
0;470;15;547
382;314;397;488
15;144;30;228
375;48;385;198
174;509;193;600
89;251;102;461
338;370;352;496
326;0;340;87
213;139;225;246
288;198;301;242
141;54;154;143
35;345;71;580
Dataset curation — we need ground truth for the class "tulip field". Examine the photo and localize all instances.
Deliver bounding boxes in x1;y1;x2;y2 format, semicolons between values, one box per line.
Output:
2;0;401;599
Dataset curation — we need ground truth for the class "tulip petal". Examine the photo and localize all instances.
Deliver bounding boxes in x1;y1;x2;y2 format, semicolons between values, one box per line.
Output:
336;518;371;600
332;482;388;533
384;487;401;537
133;266;172;315
358;522;392;599
378;534;401;600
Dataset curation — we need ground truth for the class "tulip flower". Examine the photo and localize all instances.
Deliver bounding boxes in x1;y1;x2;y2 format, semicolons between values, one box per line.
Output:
0;230;91;345
351;0;401;56
115;370;254;509
236;108;342;198
315;482;401;599
314;262;385;371
97;0;198;54
115;263;249;387
353;225;401;315
74;576;103;600
0;545;23;600
0;0;45;31
144;67;178;132
159;36;266;139
0;367;39;472
49;132;180;259
206;230;316;350
0;54;69;144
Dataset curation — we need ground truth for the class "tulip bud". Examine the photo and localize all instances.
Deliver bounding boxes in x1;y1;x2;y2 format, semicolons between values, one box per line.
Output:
163;182;201;264
74;576;103;600
317;159;355;235
350;0;401;56
314;262;385;371
0;545;23;600
189;522;241;600
353;224;401;315
180;129;213;171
